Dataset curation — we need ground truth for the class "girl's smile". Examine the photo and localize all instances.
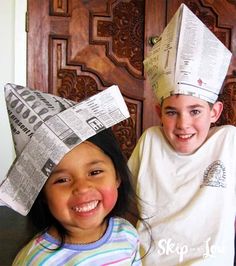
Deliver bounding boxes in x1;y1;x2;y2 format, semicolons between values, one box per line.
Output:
71;200;99;213
43;141;120;244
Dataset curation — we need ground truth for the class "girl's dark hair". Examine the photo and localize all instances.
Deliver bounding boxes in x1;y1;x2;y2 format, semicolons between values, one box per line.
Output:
29;128;151;251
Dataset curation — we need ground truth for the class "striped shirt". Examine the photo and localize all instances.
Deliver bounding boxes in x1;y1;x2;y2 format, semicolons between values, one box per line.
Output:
13;217;141;265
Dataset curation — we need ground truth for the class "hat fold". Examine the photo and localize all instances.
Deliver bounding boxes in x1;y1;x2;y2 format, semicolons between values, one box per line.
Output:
0;83;130;215
144;3;232;103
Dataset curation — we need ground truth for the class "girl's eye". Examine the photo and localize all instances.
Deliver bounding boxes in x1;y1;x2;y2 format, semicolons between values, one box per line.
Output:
54;177;70;184
89;169;103;176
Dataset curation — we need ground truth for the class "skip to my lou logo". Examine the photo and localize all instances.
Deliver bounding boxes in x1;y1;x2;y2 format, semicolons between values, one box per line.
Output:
156;237;224;262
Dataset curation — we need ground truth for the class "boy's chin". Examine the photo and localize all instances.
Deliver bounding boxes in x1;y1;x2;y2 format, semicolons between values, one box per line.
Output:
174;145;199;155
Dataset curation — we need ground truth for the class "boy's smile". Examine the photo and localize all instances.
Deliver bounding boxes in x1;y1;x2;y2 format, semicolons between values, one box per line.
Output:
159;95;223;154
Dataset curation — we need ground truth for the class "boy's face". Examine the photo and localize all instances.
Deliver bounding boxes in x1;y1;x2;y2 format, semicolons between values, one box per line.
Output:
159;95;223;154
43;141;120;243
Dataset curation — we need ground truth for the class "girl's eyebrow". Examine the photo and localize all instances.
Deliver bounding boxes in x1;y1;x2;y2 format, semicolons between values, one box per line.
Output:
51;160;106;174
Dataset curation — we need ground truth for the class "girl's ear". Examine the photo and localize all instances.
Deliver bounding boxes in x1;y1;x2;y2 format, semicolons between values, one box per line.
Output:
116;176;121;188
210;101;223;123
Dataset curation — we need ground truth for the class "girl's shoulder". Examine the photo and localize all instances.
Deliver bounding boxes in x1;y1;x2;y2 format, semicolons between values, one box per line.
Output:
12;234;43;265
111;217;139;239
112;216;136;227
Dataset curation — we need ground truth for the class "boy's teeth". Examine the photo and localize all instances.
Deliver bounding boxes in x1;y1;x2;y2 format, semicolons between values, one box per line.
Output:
179;134;192;139
73;200;99;213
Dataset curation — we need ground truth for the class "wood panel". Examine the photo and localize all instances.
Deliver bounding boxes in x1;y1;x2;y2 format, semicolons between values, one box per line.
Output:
27;0;164;160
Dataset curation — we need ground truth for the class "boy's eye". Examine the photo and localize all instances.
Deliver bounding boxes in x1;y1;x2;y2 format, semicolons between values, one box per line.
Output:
191;109;201;115
165;110;177;116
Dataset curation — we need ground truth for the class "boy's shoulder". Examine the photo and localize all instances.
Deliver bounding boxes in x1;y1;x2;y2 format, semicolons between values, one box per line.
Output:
207;125;236;150
210;124;236;136
140;126;166;145
142;125;163;138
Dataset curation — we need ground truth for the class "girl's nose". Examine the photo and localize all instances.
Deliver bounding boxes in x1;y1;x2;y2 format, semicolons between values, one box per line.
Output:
72;178;91;194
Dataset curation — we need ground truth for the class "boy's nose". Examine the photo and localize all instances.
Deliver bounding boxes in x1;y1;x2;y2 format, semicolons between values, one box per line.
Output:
176;114;190;129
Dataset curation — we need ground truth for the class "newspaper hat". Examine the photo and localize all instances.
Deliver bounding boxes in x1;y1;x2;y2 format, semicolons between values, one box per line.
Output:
144;3;232;103
0;83;130;215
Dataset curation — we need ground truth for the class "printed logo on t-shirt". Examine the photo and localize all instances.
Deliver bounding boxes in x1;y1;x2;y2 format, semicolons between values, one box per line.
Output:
201;160;226;188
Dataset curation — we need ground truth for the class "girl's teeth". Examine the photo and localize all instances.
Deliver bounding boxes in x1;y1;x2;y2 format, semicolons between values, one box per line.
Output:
73;200;99;213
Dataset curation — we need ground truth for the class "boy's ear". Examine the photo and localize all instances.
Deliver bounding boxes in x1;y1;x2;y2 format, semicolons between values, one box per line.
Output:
155;104;162;118
210;101;223;123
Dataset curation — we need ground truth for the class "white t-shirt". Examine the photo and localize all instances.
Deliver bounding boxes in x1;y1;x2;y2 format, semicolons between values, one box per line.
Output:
128;125;236;265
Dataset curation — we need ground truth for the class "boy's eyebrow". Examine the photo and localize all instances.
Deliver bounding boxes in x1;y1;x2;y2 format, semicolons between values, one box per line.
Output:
163;106;176;110
187;104;205;109
164;104;205;110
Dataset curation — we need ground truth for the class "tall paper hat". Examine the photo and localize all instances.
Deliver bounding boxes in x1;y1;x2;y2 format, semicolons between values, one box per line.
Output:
0;83;130;215
144;3;232;103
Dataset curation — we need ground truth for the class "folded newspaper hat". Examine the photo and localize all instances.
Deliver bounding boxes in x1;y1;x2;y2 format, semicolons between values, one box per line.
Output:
0;83;130;215
144;3;232;103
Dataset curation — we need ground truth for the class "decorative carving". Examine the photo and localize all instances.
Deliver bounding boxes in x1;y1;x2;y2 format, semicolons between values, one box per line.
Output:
58;69;98;101
187;1;231;48
90;0;145;79
113;101;137;159
48;0;143;158
226;0;236;8
52;38;111;88
49;0;70;16
216;82;236;126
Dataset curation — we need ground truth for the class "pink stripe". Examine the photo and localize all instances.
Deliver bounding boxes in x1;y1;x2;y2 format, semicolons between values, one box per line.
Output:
102;256;130;265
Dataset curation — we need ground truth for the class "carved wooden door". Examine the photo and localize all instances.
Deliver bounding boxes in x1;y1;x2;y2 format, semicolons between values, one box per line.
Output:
1;1;164;264
27;0;166;159
27;0;236;161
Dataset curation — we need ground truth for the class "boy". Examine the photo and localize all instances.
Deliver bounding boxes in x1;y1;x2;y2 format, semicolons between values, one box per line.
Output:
128;4;235;265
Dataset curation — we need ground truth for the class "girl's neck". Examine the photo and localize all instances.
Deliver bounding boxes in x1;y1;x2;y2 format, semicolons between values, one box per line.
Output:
48;219;108;245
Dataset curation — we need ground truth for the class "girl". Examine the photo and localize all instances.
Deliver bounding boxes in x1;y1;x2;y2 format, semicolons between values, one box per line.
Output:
13;128;147;265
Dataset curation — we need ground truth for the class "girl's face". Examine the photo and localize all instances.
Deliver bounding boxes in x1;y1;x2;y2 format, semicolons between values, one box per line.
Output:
43;141;120;243
159;95;223;154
